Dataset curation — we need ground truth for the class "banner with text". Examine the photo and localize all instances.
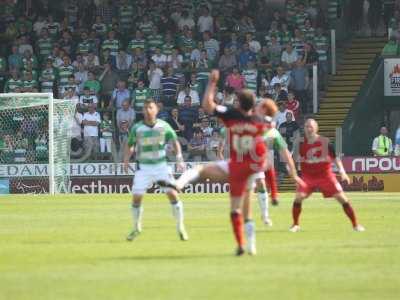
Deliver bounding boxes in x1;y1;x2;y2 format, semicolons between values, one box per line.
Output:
384;58;400;96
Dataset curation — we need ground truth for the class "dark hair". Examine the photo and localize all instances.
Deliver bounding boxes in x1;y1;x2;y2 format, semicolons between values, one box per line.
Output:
144;98;156;106
236;90;255;112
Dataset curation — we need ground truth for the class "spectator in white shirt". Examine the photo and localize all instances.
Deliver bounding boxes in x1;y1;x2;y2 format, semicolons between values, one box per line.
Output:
82;104;101;159
281;43;299;70
151;47;167;68
203;31;220;61
245;32;261;53
177;84;200;106
115;49;132;72
178;11;195;31
274;101;295;128
197;6;214;33
271;66;291;92
147;61;164;94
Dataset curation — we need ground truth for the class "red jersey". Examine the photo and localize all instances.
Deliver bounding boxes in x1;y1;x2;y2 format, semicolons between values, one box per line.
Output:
286;99;300;119
296;136;336;176
215;105;268;169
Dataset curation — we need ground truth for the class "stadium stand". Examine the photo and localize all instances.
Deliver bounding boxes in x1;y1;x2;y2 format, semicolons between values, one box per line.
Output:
0;0;385;165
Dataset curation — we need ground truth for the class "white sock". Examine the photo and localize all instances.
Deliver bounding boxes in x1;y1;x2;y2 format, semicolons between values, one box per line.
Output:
245;219;256;253
176;168;200;189
171;200;185;230
131;204;143;232
257;191;269;221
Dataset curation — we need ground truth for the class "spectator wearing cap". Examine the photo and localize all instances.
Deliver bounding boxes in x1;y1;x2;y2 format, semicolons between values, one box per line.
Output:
179;96;199;141
188;129;207;161
177;84;200;106
372;126;394;156
274;101;295;129
82;103;101;160
110;80;130;110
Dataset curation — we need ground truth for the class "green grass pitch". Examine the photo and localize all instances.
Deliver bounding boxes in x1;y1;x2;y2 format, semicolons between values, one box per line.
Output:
0;193;399;300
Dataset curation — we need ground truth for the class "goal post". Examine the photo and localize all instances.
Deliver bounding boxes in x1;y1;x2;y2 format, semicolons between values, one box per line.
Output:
0;93;76;195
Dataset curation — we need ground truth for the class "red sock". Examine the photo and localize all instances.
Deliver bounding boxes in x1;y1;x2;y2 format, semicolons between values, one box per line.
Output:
265;168;278;200
342;203;357;227
230;212;245;247
292;202;302;226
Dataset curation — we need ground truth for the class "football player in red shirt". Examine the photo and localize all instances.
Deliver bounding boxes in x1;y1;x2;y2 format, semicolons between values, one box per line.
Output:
290;119;365;232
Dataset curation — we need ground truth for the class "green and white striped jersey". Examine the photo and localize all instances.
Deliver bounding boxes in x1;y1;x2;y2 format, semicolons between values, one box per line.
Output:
102;39;120;57
39;68;57;93
242;68;258;94
4;78;23;92
132;88;151;112
37;38;53;58
22;79;39;90
119;4;134;30
327;0;338;22
127;38;146;52
314;35;328;61
146;34;164;52
128;119;177;165
57;65;74;88
138;21;154;36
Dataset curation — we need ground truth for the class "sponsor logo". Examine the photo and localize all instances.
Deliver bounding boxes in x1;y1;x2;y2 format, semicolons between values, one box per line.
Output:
347;157;400;173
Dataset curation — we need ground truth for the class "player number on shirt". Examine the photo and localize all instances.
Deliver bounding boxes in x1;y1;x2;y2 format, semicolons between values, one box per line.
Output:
232;134;254;154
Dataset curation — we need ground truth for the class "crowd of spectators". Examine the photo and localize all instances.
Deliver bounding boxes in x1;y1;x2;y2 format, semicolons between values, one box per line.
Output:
0;0;338;162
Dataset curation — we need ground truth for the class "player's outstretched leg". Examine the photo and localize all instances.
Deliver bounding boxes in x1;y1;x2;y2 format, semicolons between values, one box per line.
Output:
334;193;365;232
167;191;189;241
127;196;143;241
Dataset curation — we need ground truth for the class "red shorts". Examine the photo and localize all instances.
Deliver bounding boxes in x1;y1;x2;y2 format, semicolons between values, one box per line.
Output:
297;172;343;198
228;161;263;197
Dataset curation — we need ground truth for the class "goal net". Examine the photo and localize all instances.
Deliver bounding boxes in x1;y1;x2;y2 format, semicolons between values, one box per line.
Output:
0;93;76;195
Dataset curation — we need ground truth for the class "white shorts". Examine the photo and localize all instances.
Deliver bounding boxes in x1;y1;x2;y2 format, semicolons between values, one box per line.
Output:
215;160;265;190
132;163;174;195
215;160;229;174
247;171;265;189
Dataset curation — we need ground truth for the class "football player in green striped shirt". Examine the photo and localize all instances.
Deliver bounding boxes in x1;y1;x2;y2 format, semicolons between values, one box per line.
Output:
124;98;188;242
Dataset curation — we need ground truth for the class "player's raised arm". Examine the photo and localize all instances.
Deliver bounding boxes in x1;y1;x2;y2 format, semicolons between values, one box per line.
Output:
202;69;220;114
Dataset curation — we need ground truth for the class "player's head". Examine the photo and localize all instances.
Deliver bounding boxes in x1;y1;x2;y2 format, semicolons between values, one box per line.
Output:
380;126;388;136
304;118;319;138
255;98;278;118
236;89;255;113
143;98;158;123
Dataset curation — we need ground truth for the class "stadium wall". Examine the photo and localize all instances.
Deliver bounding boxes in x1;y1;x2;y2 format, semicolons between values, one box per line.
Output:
1;157;400;194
